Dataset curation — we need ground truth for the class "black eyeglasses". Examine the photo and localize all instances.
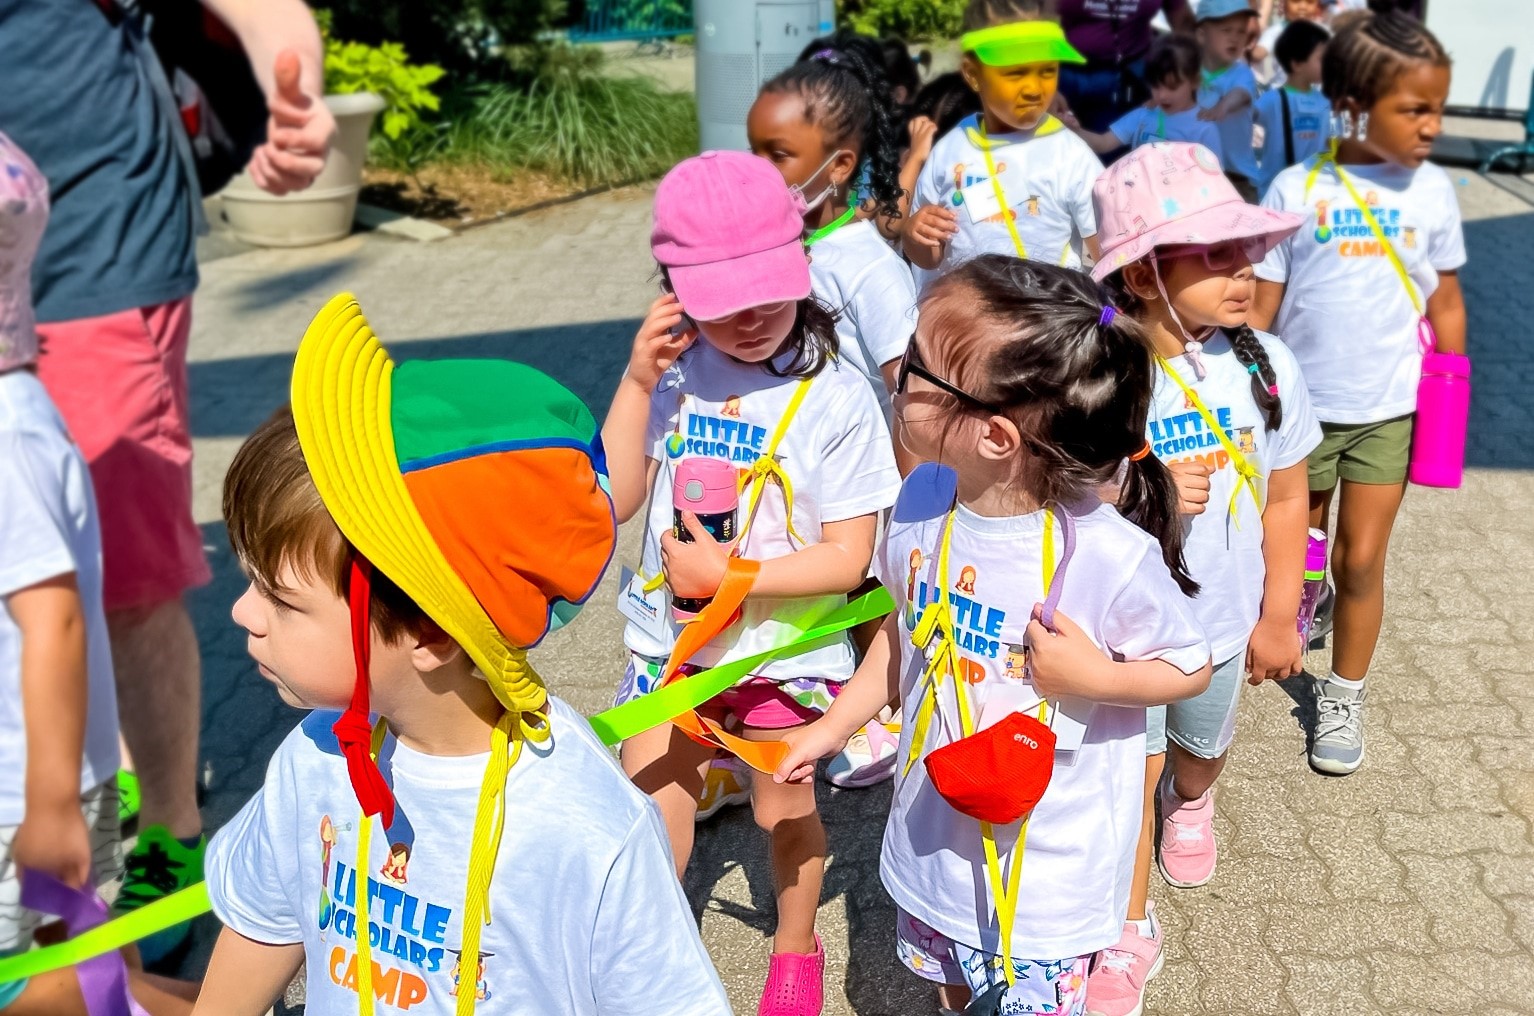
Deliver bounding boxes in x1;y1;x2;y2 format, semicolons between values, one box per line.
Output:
895;333;1003;414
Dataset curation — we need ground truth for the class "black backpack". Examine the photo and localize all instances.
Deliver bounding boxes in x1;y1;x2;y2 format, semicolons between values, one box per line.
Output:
97;0;269;197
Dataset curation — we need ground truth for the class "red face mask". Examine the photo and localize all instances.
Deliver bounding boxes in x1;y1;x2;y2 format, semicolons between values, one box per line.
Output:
923;709;1056;826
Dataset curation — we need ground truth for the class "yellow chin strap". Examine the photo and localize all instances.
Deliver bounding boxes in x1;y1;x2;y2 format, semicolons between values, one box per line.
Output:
902;505;1058;986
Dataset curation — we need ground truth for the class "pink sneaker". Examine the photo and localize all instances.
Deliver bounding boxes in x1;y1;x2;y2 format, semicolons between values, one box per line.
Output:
758;934;824;1016
1158;779;1217;888
1085;907;1164;1016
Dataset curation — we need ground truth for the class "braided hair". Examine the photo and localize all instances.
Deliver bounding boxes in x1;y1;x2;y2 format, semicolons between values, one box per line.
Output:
961;0;1049;32
911;72;983;136
1104;265;1284;431
1322;4;1449;112
768;31;904;222
924;256;1199;596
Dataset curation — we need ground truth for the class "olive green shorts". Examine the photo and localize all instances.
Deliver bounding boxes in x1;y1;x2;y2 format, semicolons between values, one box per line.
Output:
1309;414;1414;489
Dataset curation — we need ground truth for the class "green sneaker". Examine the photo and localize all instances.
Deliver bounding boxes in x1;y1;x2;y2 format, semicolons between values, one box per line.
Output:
117;769;141;831
115;825;205;967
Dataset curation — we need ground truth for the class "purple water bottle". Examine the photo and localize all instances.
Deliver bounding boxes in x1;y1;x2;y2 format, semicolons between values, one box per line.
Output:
1409;350;1471;489
1297;528;1328;648
671;457;739;619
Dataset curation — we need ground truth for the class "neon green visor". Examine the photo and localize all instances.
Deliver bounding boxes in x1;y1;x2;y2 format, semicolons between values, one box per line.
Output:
960;21;1086;67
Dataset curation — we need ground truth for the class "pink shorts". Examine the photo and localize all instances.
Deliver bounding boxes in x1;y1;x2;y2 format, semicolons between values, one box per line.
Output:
35;299;211;611
617;655;829;730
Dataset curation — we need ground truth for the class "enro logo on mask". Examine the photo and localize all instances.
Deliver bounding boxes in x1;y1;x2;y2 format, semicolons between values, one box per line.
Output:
1013;732;1038;749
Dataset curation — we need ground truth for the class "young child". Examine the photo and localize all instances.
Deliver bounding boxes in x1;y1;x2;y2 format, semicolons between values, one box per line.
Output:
195;296;729;1015
0;133;194;1016
1065;35;1224;159
1194;0;1264;200
875;73;982;247
604;150;900;1014
1253;19;1332;195
1252;0;1325;86
749;32;914;417
902;0;1103;293
1085;142;1321;1016
775;257;1213;1016
1251;8;1463;776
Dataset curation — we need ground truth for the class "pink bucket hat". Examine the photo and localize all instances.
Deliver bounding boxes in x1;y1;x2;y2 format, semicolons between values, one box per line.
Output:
0;132;48;373
651;150;812;322
1090;142;1301;282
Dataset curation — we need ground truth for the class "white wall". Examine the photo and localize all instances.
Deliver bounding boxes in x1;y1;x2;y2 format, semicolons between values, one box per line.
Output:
1426;0;1532;114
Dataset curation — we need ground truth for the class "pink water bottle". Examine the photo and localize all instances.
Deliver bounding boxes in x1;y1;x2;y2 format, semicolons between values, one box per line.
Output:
1297;529;1328;648
671;458;739;619
1410;350;1471;488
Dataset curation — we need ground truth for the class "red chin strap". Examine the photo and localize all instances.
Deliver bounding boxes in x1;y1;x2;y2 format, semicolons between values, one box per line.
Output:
331;556;396;828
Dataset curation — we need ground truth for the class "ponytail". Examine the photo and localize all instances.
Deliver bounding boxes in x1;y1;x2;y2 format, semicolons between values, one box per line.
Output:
1119;423;1201;599
1228;324;1283;431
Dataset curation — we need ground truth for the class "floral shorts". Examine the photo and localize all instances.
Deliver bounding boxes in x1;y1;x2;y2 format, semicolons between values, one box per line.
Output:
896;909;1090;1015
617;653;839;730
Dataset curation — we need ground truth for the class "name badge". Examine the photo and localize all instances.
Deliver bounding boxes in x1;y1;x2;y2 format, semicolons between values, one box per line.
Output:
617;567;672;643
959;177;1006;225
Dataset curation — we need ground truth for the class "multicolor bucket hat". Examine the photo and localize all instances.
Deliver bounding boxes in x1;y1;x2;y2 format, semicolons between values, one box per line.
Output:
290;293;617;818
1090;142;1302;282
0;131;49;373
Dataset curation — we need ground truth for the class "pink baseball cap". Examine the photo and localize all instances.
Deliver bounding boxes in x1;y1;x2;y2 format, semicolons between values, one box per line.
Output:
1090;142;1302;282
651;150;811;322
0;132;48;373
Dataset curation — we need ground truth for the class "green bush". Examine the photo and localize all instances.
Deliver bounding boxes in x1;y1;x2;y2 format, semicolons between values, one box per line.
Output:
447;44;697;186
841;0;965;38
324;0;568;79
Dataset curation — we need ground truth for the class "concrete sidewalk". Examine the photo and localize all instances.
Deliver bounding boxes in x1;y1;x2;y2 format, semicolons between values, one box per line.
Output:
183;167;1534;1014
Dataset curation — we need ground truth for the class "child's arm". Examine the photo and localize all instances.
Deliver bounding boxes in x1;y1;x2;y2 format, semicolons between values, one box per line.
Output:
1426;271;1467;355
664;512;876;600
774;611;902;784
9;576;92;889
192;929;304;1016
603;295;693;523
877;116;940;243
1062;107;1128;156
1199;87;1253;121
1246;460;1309;684
902;204;958;269
1026;608;1212;706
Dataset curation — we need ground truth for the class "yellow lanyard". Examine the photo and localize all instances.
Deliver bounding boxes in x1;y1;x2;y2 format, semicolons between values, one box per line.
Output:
352;712;521;1016
903;505;1056;985
1304;141;1423;315
644;378;814;595
1156;355;1264;528
965;117;1072;266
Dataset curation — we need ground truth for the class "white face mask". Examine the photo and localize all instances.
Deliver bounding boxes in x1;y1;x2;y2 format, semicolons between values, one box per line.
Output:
790;150;851;213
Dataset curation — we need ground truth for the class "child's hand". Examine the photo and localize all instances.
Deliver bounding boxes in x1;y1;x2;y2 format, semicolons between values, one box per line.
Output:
1025;606;1109;700
1168;460;1214;515
907;116;939;164
906;205;959;255
774;720;849;784
13;798;92;889
1198;95;1237;121
660;511;736;600
624;294;696;393
1245;614;1303;685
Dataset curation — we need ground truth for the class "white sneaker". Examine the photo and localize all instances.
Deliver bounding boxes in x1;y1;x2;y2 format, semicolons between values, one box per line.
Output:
824;719;900;788
696;758;751;821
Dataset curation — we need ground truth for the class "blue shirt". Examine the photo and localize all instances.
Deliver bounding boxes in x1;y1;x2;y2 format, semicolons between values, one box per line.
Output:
0;0;198;323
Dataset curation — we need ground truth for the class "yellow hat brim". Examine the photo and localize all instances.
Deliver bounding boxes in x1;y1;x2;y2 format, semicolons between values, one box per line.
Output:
290;294;542;711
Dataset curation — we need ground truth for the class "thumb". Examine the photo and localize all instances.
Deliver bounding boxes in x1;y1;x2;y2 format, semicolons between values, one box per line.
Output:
681;510;712;543
273;49;307;103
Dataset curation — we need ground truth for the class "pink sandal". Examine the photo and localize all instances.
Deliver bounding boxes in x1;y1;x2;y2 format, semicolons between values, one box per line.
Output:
757;934;824;1016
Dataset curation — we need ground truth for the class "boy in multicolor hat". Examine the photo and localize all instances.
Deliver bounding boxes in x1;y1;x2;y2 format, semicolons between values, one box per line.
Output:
196;295;730;1016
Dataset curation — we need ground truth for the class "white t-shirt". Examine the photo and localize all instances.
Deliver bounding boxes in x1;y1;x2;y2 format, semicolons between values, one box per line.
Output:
1109;105;1224;160
910;114;1102;293
1149;331;1321;663
807;219;918;418
873;466;1209;960
0;370;119;825
1198;62;1260;179
1253;86;1331;196
627;343;901;680
1257;158;1467;423
207;699;730;1016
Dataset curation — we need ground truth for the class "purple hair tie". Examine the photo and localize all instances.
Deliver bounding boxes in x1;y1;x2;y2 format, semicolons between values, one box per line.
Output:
811;48;840;62
1098;306;1118;327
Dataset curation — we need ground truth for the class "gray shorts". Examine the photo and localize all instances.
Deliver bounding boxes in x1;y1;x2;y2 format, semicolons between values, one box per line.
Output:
1147;654;1243;759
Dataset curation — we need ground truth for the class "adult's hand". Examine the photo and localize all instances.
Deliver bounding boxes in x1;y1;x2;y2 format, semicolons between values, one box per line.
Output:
247;49;336;195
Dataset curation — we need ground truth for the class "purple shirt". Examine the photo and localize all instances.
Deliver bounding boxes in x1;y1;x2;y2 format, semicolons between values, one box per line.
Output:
1056;0;1191;64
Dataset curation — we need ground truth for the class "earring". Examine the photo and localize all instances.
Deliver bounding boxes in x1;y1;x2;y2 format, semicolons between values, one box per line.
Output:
1357;112;1370;142
1339;110;1355;139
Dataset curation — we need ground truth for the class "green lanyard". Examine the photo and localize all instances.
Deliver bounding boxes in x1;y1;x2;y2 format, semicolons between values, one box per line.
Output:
806;205;857;246
1201;65;1232;88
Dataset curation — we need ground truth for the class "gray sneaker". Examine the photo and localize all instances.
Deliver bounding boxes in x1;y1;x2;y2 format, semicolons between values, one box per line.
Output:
1310;678;1366;775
